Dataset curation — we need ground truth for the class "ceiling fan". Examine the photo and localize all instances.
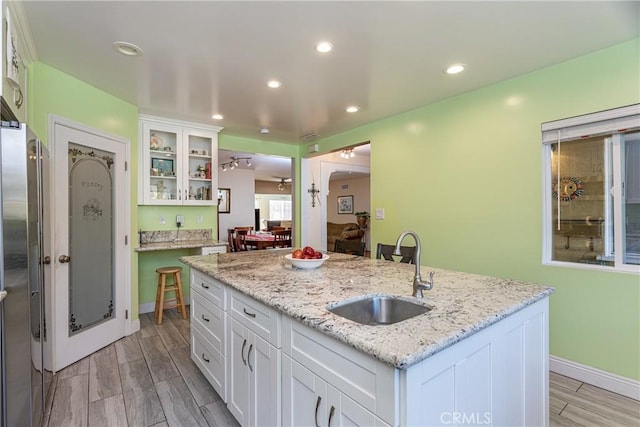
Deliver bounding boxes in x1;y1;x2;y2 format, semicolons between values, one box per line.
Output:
275;177;291;191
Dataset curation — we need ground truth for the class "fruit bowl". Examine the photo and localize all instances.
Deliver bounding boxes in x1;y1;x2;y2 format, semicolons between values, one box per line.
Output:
284;254;329;270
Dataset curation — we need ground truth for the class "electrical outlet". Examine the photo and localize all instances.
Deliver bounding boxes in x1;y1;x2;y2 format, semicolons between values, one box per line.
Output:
375;208;385;220
159;215;166;225
177;215;185;228
197;215;203;224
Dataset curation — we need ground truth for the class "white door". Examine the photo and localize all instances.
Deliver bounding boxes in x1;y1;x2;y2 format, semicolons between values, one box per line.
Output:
228;317;249;425
282;355;328;427
248;333;280;426
50;118;130;371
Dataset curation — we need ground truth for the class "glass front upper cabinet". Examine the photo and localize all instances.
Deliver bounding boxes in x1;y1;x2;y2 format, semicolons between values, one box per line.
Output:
139;115;222;205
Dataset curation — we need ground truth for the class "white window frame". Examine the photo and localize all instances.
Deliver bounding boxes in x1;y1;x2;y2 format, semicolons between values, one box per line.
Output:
541;104;640;274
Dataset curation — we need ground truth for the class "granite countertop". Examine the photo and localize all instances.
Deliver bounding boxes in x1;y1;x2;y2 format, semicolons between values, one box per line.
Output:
180;250;554;370
136;229;227;252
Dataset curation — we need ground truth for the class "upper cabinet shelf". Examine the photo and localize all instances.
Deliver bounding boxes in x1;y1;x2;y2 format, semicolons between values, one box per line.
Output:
138;114;223;206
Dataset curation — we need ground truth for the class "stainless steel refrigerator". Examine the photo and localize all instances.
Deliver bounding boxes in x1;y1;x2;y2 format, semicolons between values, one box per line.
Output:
0;122;50;427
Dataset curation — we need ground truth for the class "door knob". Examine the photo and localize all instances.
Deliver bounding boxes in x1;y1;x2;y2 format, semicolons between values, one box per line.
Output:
58;255;71;263
43;256;51;265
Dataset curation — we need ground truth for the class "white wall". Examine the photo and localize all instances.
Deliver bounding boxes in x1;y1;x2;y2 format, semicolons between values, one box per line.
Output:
328;175;371;250
218;168;256;240
301;153;370;251
327;176;370;223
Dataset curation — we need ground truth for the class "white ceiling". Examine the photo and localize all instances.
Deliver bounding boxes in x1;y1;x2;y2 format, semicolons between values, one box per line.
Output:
21;1;639;145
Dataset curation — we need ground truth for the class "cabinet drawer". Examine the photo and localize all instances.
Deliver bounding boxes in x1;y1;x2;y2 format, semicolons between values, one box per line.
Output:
229;289;281;348
191;292;225;353
192;323;226;401
191;269;226;308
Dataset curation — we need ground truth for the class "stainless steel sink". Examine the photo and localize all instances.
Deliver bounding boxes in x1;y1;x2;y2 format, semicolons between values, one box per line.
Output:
327;295;432;325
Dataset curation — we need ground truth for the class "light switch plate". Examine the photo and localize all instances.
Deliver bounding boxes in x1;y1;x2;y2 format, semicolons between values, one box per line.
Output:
375;208;385;220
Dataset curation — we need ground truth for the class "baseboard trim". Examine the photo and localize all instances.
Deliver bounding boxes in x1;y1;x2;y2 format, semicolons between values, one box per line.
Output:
549;355;640;400
138;302;191;315
139;302;156;314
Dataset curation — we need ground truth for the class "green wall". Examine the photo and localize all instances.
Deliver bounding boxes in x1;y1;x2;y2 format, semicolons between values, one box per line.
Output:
29;62;141;317
309;39;640;380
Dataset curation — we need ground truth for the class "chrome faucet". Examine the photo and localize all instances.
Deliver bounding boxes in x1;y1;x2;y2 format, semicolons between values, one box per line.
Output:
394;230;434;298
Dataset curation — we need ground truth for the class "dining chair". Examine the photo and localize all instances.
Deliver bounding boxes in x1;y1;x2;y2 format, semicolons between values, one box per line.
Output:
376;243;416;264
227;228;237;252
235;229;250;251
334;239;366;256
273;229;292;248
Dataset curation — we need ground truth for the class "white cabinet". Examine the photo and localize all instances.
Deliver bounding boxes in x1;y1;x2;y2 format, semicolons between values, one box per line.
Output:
227;289;281;427
1;3;30;122
138;115;222;205
282;356;388;427
190;270;227;400
282;317;394;426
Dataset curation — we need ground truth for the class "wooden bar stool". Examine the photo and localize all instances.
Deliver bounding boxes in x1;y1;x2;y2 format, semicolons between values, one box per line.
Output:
154;266;187;324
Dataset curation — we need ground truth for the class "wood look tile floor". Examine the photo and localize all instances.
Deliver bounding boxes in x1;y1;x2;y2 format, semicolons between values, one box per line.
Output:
43;308;239;427
43;308;640;427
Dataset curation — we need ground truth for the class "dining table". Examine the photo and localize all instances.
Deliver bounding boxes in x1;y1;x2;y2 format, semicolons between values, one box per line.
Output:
244;232;276;250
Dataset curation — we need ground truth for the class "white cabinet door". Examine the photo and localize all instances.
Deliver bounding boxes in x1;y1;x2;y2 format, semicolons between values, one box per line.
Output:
228;317;250;425
248;333;280;426
283;355;386;427
326;385;389;427
228;316;280;427
141;121;182;205
282;355;328;427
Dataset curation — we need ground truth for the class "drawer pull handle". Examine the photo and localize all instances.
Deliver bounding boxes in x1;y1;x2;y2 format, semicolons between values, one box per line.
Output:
328;405;335;427
243;307;256;318
247;344;254;372
201;314;210;322
241;339;247;366
202;353;210;363
201;283;210;290
314;396;322;427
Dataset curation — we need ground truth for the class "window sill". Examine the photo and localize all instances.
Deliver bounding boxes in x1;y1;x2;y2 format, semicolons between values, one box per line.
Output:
543;260;640;275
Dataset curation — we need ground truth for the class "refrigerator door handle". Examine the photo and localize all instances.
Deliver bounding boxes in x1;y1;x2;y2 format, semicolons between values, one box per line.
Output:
0;290;7;302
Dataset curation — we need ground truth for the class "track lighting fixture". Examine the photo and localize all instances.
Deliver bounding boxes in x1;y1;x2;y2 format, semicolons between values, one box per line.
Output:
220;156;252;171
340;148;355;158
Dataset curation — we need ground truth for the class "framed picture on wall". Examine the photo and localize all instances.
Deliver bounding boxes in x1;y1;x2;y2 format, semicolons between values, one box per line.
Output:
337;195;354;214
218;188;231;213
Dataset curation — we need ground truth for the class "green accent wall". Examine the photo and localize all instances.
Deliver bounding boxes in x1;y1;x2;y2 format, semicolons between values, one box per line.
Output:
308;39;640;380
28;62;141;318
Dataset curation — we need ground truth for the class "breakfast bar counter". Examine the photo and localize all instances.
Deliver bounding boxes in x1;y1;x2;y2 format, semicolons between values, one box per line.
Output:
180;249;552;369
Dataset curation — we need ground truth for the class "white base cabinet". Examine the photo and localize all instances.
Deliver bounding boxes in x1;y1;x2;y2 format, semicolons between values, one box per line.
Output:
228;317;281;427
282;355;389;427
189;268;549;427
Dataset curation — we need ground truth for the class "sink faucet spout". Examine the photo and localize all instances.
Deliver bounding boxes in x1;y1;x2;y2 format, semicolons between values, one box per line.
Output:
394;230;434;298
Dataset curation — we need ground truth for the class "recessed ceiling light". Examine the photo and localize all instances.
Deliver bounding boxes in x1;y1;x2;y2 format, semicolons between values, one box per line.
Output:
112;41;143;56
267;80;282;89
260;128;270;134
346;105;359;113
315;41;333;53
211;114;223;120
444;63;466;75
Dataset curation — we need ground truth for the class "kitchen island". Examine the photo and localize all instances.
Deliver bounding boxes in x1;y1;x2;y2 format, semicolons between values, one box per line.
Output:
181;250;554;426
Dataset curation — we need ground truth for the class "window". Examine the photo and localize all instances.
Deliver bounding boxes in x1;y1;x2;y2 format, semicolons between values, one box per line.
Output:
542;104;640;272
269;199;292;221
